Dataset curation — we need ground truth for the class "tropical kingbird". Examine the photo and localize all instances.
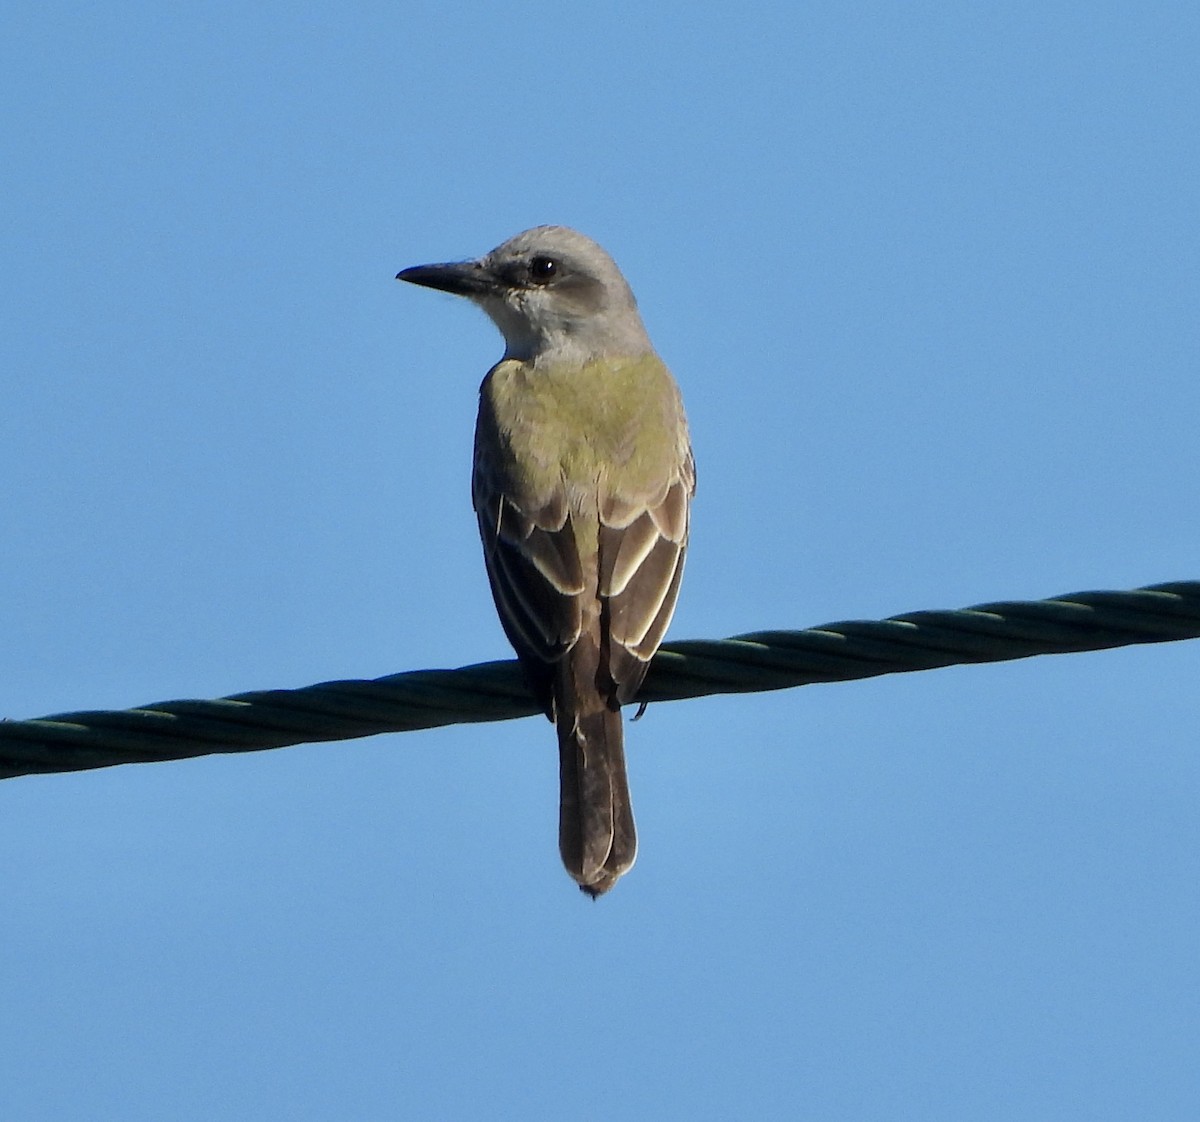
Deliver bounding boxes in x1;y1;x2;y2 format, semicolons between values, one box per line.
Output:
397;226;694;896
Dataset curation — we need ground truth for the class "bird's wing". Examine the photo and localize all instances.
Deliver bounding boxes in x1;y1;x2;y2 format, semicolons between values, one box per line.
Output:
598;447;695;704
472;442;587;713
473;443;694;712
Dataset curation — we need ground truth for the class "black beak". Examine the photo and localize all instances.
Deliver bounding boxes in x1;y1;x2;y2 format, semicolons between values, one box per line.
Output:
395;260;497;297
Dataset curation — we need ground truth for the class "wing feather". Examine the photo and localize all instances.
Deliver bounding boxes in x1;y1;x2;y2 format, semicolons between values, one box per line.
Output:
598;513;661;598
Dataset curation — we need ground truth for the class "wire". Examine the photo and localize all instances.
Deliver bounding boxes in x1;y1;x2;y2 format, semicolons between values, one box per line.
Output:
2;580;1196;780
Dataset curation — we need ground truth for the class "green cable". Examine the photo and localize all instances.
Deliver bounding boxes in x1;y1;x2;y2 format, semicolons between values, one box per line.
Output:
3;581;1196;780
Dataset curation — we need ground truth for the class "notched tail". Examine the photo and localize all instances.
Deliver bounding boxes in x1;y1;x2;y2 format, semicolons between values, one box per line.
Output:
557;705;636;897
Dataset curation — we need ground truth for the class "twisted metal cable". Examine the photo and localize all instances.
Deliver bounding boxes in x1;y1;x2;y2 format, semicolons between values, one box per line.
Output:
2;580;1196;781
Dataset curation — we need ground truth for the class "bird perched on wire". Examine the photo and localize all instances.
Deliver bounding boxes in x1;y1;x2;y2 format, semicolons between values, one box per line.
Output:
397;226;694;896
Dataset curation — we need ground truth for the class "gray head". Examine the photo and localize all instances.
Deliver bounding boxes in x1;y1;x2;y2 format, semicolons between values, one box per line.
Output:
397;226;654;365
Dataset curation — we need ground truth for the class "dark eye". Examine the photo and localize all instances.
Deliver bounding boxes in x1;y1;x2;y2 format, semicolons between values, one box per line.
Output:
528;255;558;283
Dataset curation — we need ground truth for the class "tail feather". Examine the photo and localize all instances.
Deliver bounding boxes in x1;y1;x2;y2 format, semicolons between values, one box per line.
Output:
557;706;636;897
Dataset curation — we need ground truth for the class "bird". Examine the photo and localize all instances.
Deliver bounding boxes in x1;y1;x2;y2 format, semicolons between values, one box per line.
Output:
397;226;694;896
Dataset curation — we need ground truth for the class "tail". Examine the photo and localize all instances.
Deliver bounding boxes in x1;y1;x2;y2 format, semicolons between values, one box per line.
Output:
556;693;637;898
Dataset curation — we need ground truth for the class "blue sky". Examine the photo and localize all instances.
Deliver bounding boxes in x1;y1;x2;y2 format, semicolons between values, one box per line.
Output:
2;3;1198;1118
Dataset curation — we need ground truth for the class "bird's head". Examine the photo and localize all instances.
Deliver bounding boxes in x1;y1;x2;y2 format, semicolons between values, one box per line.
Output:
397;225;653;365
